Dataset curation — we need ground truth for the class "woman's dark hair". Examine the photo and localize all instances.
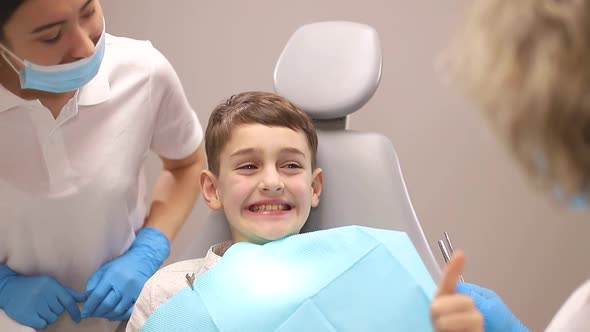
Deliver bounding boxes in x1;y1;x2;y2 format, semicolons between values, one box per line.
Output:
1;0;25;41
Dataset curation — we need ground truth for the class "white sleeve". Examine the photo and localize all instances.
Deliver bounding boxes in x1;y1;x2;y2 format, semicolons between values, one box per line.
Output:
148;45;203;160
545;279;590;331
126;279;155;332
126;259;207;331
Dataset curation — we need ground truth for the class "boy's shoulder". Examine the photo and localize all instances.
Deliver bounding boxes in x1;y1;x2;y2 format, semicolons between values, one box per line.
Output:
145;258;207;300
142;241;231;303
128;258;208;332
152;258;208;287
160;258;207;274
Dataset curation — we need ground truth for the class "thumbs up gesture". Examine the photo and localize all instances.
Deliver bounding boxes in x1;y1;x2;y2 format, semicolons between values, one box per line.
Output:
430;251;484;332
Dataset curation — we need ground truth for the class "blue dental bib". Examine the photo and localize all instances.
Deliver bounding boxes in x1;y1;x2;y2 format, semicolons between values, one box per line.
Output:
141;226;436;332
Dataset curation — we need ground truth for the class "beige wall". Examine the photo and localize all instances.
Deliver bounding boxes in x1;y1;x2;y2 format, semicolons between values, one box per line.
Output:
102;1;590;330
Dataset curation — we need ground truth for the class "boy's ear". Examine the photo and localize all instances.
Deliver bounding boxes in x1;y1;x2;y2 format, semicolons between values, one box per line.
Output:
200;170;222;210
310;168;323;208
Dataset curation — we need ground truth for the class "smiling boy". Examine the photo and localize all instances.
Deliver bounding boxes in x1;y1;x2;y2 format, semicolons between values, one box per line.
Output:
126;91;323;331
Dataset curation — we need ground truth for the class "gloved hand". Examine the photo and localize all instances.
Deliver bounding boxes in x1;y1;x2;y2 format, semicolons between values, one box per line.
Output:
0;264;86;330
81;227;170;321
457;282;529;332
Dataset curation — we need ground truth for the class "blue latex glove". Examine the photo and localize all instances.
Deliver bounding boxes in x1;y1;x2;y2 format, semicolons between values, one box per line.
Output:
457;282;529;332
0;264;86;330
81;227;170;321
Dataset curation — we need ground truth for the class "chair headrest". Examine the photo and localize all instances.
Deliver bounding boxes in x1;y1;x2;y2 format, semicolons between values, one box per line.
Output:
274;21;382;120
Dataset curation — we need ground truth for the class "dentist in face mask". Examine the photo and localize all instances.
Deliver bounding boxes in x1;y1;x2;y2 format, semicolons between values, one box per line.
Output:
440;0;590;330
0;1;206;331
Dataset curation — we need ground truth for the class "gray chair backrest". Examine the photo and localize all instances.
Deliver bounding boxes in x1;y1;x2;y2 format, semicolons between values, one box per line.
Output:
303;129;441;280
181;21;441;281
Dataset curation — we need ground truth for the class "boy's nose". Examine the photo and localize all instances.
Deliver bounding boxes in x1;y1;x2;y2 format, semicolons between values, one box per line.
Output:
259;171;285;193
261;181;285;192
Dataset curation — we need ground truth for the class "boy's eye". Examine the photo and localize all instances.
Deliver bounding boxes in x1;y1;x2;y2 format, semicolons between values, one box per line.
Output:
237;164;257;170
283;163;302;169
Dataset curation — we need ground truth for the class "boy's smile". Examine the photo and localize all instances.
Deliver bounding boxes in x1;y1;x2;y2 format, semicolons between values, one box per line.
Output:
246;199;293;215
201;123;322;245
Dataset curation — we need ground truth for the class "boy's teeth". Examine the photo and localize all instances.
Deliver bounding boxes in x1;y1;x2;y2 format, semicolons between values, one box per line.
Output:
250;204;289;212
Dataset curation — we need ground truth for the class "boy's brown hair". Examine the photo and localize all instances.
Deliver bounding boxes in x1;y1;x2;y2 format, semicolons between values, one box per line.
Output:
443;0;590;196
204;91;318;175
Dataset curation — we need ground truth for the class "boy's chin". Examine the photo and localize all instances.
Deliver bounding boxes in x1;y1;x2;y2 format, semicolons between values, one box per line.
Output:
251;228;301;244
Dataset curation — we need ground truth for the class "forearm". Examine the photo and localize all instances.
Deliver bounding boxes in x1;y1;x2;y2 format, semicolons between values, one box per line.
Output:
145;152;205;242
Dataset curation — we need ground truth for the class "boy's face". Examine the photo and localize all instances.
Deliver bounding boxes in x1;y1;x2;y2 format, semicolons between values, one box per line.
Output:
201;123;323;245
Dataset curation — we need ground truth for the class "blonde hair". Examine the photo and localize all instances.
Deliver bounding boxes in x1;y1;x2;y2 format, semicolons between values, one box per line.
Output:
443;0;590;195
205;91;318;176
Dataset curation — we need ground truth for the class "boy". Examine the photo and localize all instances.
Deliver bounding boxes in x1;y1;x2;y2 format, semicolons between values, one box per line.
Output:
127;91;483;332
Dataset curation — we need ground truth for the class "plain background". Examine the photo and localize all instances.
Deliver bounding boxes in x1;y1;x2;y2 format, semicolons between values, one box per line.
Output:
102;1;590;330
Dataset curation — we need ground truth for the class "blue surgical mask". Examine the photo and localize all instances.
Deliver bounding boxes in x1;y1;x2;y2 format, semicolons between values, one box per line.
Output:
0;23;106;93
553;186;589;209
537;149;589;209
569;192;589;209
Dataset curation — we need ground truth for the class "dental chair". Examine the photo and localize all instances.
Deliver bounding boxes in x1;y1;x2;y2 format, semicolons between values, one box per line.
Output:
180;21;441;281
